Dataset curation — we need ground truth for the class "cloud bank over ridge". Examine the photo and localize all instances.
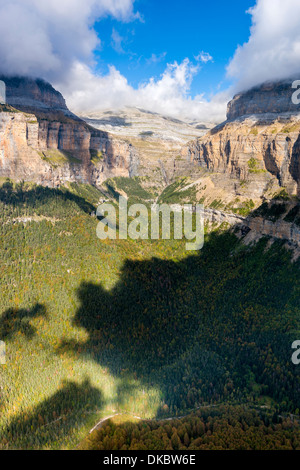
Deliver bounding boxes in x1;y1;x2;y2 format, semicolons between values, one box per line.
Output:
59;59;228;122
227;0;300;92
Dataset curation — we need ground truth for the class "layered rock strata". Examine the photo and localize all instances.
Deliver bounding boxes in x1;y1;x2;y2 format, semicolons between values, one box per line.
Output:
183;79;300;197
0;76;139;186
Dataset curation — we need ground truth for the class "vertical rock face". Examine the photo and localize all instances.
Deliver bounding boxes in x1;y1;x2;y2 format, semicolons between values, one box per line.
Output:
0;76;139;186
0;111;51;184
184;78;300;197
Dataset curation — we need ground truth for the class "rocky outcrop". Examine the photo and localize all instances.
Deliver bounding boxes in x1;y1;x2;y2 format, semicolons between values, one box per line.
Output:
204;207;300;250
244;216;300;247
0;76;139;187
165;202;300;253
227;79;300;121
0;76;70;115
183;79;300;197
205;206;300;249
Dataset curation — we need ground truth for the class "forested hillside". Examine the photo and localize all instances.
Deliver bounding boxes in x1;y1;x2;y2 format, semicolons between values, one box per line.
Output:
79;406;300;450
0;179;299;449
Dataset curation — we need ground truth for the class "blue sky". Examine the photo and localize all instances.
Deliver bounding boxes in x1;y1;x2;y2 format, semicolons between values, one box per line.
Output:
94;0;255;99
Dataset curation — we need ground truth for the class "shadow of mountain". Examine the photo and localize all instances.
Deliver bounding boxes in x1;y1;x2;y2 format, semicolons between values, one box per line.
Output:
2;193;300;449
0;183;95;215
59;230;300;416
1;378;103;450
0;303;47;341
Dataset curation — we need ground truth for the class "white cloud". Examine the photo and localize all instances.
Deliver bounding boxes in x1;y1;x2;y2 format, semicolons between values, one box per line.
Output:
58;59;228;122
195;51;213;64
0;0;138;79
227;0;300;92
0;0;227;122
145;52;167;65
111;28;125;54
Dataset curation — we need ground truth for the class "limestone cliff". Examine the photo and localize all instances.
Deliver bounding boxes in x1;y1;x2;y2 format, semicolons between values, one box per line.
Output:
183;78;300;198
0;76;139;187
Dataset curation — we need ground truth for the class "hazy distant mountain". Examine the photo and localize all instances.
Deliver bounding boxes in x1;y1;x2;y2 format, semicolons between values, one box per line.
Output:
77;107;215;145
